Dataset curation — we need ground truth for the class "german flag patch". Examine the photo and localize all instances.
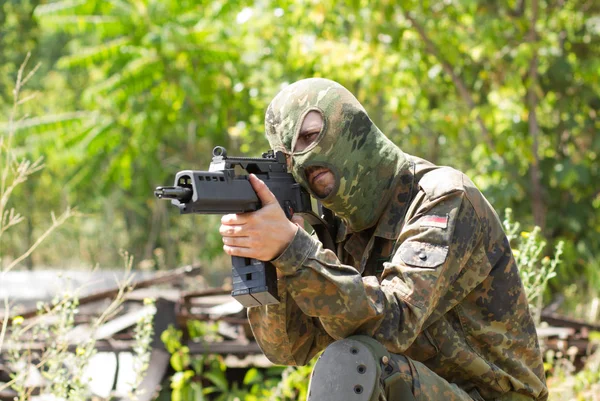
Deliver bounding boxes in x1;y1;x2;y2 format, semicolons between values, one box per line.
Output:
420;214;449;229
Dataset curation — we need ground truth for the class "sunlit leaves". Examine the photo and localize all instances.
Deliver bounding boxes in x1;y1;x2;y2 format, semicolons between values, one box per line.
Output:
3;0;597;291
56;37;131;68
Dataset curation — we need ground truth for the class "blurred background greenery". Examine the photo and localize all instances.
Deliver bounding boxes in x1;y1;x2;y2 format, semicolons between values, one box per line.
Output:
1;0;598;320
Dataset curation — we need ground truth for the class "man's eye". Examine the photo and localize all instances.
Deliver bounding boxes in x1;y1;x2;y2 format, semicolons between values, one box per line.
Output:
295;130;320;152
302;132;318;141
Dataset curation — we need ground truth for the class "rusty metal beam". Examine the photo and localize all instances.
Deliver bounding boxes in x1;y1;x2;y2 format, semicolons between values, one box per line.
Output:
541;312;600;332
0;264;202;324
0;389;17;401
0;339;261;355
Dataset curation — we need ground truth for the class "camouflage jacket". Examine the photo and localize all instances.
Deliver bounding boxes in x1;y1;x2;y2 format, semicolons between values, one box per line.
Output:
248;155;548;401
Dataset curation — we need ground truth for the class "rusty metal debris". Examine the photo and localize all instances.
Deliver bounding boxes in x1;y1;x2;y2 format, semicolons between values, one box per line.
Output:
0;265;266;400
0;264;202;324
0;266;598;400
538;311;600;371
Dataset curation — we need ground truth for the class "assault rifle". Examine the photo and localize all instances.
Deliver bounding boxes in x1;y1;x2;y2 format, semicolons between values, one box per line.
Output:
155;146;335;308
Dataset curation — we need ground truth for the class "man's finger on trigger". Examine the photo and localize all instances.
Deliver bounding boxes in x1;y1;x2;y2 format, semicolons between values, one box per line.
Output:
249;174;277;206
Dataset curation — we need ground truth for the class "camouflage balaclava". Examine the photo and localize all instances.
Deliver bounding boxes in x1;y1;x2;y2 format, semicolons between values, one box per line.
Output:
265;78;409;232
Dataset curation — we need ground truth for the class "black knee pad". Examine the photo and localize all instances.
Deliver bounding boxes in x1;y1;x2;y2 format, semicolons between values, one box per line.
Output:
307;336;382;401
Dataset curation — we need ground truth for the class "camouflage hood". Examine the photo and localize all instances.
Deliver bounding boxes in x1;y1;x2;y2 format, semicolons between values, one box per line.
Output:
265;78;409;232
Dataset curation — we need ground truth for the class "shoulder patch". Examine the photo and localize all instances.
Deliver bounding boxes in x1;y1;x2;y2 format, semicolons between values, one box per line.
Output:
418;167;466;201
420;214;449;229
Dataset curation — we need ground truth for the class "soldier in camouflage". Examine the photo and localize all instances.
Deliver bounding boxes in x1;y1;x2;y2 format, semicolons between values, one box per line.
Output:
219;78;548;400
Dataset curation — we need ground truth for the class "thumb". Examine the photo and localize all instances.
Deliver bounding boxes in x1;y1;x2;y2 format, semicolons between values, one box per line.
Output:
249;174;277;206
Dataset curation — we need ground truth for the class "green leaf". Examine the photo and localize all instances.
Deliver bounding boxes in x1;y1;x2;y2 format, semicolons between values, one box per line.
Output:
170;346;191;371
204;370;228;393
87;56;161;95
160;325;183;354
57;37;132;68
2;112;94;136
36;16;123;34
33;0;94;17
243;368;262;385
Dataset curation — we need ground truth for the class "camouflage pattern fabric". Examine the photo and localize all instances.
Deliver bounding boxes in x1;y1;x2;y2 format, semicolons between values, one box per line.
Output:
381;352;475;401
265;78;408;232
248;78;548;400
314;335;537;401
384;351;539;401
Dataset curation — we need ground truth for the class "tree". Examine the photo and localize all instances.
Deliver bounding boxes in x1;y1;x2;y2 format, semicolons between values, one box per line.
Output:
3;0;597;311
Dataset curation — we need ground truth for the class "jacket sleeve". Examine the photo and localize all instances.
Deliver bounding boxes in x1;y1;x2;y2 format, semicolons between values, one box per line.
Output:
249;187;484;360
247;278;335;365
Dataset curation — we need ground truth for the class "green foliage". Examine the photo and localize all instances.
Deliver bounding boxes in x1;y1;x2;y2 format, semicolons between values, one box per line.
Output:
162;323;232;401
8;289;92;399
1;9;598;399
547;345;600;400
0;54;75;365
160;322;316;401
187;319;220;343
504;208;563;324
5;268;143;400
267;363;314;401
130;297;156;398
0;0;598;315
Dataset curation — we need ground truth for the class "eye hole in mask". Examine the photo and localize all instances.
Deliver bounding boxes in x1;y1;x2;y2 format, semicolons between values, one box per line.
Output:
293;109;324;153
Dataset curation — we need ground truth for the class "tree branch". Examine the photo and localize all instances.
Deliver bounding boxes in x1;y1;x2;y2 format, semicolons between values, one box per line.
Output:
0;296;9;354
508;0;526;17
402;12;497;152
526;0;546;230
3;207;74;273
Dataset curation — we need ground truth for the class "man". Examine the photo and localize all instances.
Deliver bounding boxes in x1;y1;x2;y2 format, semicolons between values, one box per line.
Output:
219;78;547;401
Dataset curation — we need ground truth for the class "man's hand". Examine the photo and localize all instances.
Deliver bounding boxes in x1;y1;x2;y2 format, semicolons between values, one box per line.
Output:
220;174;303;261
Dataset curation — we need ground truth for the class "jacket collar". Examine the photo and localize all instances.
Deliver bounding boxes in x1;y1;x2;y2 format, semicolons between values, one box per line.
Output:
336;161;416;243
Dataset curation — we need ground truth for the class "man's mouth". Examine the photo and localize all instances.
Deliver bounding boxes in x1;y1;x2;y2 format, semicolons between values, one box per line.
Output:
306;167;329;184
